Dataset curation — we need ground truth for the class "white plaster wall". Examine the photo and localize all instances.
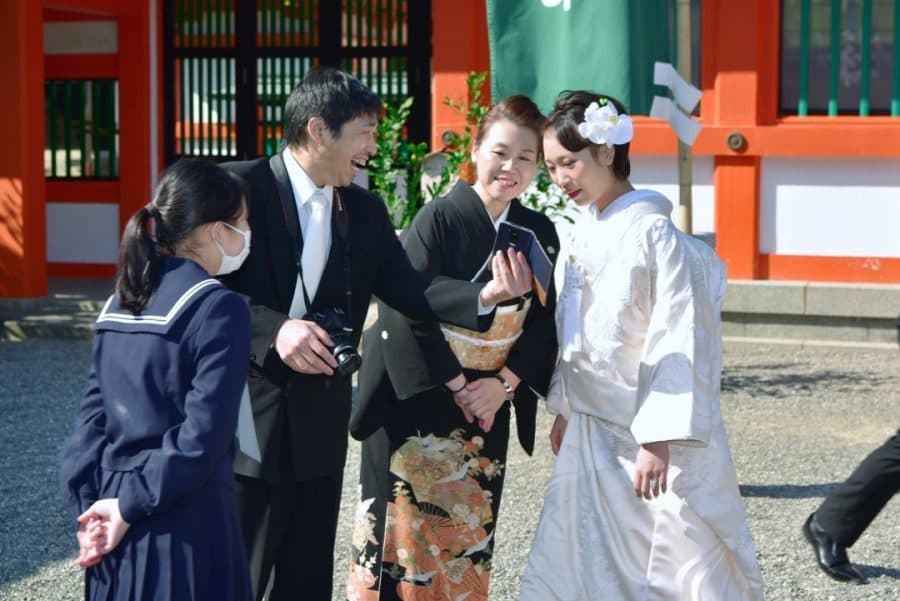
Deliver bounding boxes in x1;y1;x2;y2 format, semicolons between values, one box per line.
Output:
44;22;118;55
630;154;715;234
47;203;120;263
760;158;900;257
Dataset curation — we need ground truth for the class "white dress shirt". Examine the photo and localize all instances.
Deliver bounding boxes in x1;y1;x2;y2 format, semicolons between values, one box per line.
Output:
282;148;333;253
283;148;334;317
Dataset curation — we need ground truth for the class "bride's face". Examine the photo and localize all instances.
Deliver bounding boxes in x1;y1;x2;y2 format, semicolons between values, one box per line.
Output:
543;129;615;208
471;119;539;205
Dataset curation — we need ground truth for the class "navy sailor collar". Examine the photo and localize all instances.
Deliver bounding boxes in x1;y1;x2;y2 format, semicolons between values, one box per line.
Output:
96;258;223;335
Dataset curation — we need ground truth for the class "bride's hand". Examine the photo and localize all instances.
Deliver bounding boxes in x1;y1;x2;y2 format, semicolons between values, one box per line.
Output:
549;415;567;455
633;441;669;500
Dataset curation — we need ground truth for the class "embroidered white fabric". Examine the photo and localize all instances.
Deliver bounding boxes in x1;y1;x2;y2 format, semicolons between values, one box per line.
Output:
521;190;764;600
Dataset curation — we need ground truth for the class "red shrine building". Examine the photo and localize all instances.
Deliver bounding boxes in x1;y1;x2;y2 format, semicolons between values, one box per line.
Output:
2;0;898;298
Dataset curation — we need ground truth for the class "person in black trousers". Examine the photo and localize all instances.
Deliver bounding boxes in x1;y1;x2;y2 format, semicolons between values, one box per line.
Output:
218;67;532;601
803;429;900;583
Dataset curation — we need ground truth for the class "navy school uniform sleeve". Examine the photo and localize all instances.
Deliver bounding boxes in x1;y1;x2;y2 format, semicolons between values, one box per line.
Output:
59;338;107;520
116;291;251;524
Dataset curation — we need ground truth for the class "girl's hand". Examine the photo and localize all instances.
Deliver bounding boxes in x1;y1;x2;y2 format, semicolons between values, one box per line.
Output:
74;514;105;568
633;441;669;500
78;498;131;554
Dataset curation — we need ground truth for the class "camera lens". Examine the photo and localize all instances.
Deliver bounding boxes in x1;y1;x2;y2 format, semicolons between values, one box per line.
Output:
333;343;361;376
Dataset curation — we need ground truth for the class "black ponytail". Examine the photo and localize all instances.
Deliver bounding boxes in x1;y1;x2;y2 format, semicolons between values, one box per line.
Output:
116;206;160;312
114;158;246;313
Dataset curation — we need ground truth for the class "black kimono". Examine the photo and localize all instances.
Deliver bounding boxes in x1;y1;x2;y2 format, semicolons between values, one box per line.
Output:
347;181;560;600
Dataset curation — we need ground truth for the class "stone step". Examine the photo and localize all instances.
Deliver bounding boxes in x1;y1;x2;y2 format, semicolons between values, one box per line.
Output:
2;279;898;349
722;280;899;349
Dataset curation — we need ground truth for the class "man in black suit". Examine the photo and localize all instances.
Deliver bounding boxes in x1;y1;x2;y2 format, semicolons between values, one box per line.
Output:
219;67;531;600
802;429;899;583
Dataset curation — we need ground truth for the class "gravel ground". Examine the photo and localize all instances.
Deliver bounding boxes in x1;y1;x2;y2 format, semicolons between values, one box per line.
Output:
1;340;897;600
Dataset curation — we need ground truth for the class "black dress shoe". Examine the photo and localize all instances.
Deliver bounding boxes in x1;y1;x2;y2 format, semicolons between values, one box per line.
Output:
802;513;867;584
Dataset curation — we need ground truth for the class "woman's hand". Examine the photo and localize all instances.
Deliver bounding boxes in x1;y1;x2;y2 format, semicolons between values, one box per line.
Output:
78;498;131;555
549;415;567;455
465;378;508;433
479;249;533;306
446;375;475;423
633;441;669;500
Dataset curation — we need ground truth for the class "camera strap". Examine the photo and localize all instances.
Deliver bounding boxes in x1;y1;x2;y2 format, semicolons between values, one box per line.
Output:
268;153;353;326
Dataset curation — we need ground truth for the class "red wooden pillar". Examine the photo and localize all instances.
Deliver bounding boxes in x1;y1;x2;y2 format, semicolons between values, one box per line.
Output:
0;0;46;297
118;3;154;229
704;0;780;279
430;0;491;151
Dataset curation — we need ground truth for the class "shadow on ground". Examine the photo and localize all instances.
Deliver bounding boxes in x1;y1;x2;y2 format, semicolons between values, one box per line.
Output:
857;564;900;581
721;365;892;397
739;483;841;499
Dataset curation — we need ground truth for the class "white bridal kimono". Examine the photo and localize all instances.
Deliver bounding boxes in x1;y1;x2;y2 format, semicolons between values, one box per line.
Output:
520;191;764;600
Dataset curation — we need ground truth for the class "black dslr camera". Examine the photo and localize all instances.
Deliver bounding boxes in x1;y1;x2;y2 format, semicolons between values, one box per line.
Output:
306;308;361;377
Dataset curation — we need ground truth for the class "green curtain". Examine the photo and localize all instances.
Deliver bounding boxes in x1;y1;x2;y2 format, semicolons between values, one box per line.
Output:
486;0;673;114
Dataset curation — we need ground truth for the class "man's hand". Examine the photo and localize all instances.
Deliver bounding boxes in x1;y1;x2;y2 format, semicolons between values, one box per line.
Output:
274;319;338;375
549;414;567;455
479;249;532;307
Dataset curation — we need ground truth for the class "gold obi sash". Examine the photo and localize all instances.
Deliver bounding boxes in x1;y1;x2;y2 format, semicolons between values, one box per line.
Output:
440;298;530;371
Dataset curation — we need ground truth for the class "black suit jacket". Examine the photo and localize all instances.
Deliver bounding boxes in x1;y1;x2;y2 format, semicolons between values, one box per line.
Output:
220;157;487;483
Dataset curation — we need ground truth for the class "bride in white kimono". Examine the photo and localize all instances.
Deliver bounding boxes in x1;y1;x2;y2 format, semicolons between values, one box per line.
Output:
519;91;765;600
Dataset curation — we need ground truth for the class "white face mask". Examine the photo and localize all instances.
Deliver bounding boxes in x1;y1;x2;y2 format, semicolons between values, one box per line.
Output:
213;221;251;275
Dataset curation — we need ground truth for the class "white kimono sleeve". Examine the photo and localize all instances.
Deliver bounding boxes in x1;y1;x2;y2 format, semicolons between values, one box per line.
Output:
544;362;571;420
630;218;714;447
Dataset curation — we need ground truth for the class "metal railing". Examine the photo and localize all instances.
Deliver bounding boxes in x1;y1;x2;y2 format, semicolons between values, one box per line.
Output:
782;0;898;116
166;0;422;161
45;79;118;178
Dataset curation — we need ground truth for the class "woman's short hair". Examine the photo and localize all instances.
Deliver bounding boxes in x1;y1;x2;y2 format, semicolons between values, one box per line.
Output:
474;95;546;156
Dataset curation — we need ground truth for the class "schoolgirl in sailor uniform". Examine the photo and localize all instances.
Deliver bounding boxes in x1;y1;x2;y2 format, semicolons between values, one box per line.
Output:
59;159;254;600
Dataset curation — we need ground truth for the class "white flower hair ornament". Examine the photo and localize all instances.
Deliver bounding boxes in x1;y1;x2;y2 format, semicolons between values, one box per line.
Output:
577;100;634;147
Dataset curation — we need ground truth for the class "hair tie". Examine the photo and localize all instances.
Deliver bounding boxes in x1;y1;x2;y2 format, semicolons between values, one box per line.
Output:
143;204;163;244
577;99;633;148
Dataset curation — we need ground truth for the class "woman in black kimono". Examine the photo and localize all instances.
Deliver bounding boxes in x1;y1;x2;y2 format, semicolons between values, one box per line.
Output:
59;159;254;600
347;96;560;601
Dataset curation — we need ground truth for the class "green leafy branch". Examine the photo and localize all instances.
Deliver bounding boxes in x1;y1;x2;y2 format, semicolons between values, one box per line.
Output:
425;71;490;200
368;97;428;230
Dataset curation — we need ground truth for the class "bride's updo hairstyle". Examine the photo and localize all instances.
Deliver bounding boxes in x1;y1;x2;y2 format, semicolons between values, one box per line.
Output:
545;90;631;180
